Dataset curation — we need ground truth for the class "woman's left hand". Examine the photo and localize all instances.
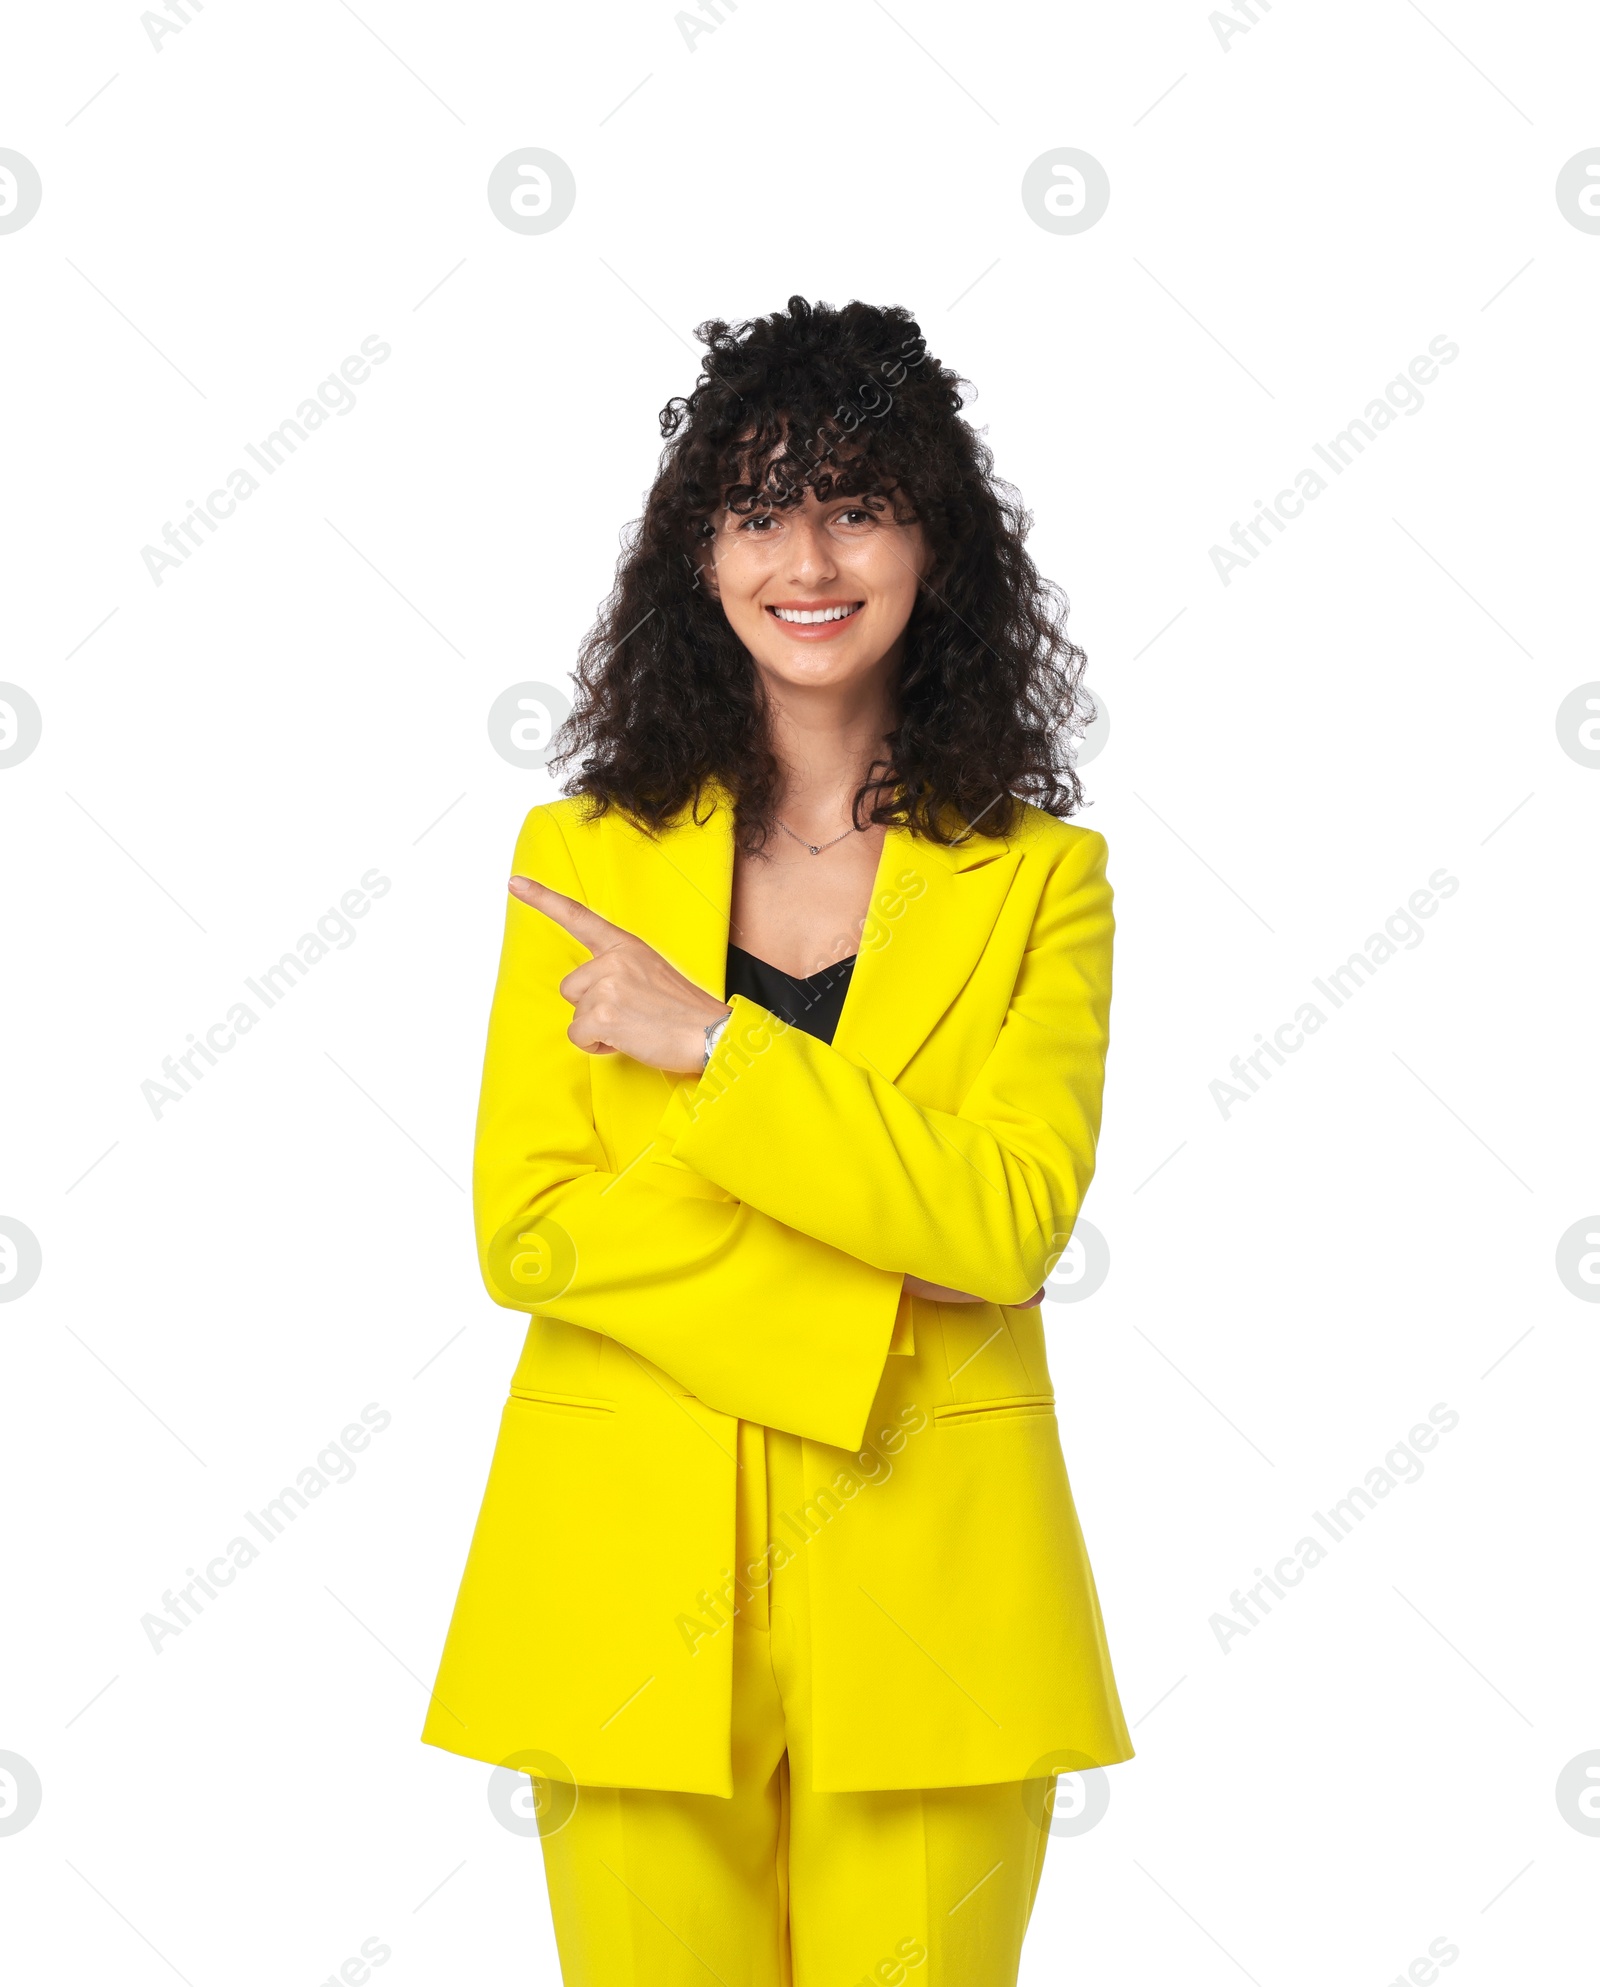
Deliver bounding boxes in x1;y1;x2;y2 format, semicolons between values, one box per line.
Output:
511;876;731;1073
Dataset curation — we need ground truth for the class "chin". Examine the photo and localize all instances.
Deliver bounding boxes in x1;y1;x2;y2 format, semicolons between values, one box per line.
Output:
758;645;876;689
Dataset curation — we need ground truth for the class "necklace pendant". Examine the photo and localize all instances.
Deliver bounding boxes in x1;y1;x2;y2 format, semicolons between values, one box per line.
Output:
774;814;854;858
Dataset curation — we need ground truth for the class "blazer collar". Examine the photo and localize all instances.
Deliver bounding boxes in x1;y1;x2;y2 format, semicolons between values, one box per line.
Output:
604;781;1023;1086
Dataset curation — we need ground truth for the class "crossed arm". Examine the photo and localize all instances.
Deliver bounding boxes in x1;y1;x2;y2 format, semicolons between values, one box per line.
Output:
506;870;1038;1311
473;808;1112;1448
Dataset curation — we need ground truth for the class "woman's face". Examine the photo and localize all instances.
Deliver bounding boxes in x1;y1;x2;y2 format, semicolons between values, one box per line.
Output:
703;481;931;696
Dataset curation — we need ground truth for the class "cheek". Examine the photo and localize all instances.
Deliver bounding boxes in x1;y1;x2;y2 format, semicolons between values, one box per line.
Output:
711;546;771;615
722;585;768;631
864;539;925;611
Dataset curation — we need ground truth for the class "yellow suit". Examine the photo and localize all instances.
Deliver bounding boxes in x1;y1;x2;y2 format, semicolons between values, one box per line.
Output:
422;787;1133;1801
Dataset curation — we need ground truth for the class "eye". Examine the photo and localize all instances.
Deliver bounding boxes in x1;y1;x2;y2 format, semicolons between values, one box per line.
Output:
737;513;778;533
834;507;877;527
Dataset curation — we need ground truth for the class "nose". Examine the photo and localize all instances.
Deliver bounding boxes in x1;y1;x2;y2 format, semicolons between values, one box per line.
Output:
782;512;840;585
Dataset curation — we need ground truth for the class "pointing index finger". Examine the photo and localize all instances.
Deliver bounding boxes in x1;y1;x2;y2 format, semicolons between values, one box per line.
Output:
509;875;630;955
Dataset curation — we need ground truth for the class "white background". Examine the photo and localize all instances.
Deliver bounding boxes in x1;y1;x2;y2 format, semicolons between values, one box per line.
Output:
3;1;1597;1981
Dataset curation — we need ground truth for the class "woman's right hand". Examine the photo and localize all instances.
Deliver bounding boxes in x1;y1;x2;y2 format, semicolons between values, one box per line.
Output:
903;1275;1045;1308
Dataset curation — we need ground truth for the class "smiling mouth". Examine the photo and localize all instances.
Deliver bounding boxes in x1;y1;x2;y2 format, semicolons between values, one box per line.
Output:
766;602;864;625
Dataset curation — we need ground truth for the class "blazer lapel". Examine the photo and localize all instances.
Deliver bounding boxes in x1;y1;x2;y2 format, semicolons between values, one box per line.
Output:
602;788;737;997
598;786;1022;1084
833;825;1023;1086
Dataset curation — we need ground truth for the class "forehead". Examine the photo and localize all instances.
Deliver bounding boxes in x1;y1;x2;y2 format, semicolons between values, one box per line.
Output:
723;479;843;513
719;435;887;514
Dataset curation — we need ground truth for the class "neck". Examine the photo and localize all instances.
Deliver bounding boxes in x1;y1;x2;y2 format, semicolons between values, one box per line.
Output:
760;669;898;828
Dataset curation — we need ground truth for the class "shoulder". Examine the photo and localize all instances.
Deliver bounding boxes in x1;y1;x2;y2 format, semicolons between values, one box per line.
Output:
510;793;633;856
517;792;716;847
996;801;1109;883
998;806;1112;942
508;793;695;894
517;793;601;844
1006;807;1113;950
507;795;603;885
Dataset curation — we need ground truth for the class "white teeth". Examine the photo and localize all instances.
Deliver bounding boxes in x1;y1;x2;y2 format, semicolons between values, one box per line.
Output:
771;604;861;624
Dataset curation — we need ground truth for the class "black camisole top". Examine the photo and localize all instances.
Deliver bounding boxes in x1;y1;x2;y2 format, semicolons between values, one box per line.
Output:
723;943;857;1047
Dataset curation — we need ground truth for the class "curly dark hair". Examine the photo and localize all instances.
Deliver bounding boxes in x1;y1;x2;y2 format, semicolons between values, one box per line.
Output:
550;294;1093;851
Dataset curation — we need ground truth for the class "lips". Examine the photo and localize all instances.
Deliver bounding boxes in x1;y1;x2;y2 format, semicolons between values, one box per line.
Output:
766;602;864;625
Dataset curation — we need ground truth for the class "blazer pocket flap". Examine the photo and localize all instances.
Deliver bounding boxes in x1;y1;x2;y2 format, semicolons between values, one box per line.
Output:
508;1385;616;1417
933;1393;1056;1426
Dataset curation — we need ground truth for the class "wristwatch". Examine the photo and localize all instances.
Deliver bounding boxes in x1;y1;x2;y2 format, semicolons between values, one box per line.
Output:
702;1012;731;1071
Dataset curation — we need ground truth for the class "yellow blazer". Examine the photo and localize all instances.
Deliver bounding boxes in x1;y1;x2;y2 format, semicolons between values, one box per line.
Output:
422;786;1133;1795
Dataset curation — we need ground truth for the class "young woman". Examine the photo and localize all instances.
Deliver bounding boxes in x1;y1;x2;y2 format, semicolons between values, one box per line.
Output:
424;295;1132;1985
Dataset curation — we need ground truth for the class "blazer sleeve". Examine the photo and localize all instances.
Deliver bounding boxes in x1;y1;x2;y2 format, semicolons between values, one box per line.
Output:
472;804;904;1451
666;827;1114;1308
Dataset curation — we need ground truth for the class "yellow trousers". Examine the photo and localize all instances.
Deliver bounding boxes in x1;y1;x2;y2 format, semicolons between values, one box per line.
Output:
538;1422;1053;1986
